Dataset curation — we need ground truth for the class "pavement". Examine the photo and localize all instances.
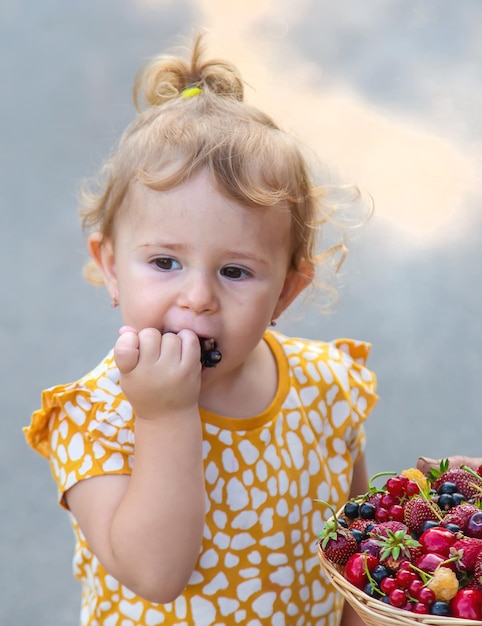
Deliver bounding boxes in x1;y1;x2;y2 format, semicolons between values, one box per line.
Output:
2;1;482;624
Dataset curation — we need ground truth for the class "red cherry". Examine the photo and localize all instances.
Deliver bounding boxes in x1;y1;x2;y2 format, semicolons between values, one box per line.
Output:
380;493;397;509
380;577;397;594
375;507;390;523
413;602;429;614
396;569;417;589
389;504;405;522
419;527;456;557
389;588;407;608
386;477;404;498
417;587;436;607
404;480;420;497
450;589;482;620
415;552;446;573
344;552;378;589
408;578;424;599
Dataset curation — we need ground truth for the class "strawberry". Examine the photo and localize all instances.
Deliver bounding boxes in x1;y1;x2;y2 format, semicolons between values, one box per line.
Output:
451;537;482;574
404;496;442;535
369;520;409;538
348;518;374;534
442;503;480;532
475;551;482;585
432;467;482;500
316;500;358;565
375;528;422;572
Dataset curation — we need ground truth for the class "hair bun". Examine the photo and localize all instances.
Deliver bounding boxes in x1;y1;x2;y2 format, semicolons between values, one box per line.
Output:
133;35;244;110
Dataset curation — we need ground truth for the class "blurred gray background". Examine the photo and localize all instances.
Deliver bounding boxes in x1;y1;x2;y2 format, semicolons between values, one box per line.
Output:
2;1;482;623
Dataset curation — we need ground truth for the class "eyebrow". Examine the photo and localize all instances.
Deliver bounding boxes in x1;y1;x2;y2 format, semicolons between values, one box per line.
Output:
139;241;269;265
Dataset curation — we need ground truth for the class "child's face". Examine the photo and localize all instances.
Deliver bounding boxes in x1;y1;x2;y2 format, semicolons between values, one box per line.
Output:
91;169;308;376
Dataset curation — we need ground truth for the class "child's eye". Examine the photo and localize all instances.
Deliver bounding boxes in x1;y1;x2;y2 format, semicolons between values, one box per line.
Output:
220;266;251;280
153;257;181;271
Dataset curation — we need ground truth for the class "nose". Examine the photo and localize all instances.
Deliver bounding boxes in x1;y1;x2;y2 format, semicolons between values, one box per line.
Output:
177;271;219;314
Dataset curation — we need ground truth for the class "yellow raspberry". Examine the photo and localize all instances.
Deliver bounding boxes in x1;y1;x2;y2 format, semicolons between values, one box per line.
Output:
401;467;430;491
427;567;459;601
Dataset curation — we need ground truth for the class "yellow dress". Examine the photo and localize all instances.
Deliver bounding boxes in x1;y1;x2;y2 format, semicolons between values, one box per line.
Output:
24;330;378;626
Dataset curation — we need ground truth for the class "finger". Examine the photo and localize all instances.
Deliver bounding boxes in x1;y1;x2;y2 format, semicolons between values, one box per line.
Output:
114;330;140;373
177;329;202;362
137;328;162;364
119;325;137;335
417;457;438;475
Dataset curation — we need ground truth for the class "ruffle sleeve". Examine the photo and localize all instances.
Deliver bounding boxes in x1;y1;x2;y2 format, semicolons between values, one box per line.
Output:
24;353;135;506
323;338;378;463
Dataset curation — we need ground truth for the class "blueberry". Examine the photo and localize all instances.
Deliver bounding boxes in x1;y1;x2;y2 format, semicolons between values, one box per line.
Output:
359;502;376;519
437;481;457;495
452;492;465;505
430;601;450;616
371;565;389;584
363;582;382;598
420;520;440;533
344;501;360;519
444;523;461;533
337;518;348;528
437;493;454;511
350;529;363;543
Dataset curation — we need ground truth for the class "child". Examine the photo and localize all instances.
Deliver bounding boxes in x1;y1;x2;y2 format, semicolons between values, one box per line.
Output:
24;36;378;626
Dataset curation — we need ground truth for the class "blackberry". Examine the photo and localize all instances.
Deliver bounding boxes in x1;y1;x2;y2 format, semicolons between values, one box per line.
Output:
199;337;222;368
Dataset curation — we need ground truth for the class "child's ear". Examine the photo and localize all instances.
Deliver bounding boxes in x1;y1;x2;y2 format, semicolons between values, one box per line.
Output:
273;260;314;319
87;232;118;299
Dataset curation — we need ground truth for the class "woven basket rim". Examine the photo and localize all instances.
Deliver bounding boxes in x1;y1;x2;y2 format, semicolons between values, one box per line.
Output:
318;515;482;626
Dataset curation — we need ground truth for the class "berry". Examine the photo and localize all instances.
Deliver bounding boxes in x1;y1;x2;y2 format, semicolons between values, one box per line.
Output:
370;521;408;539
437;481;458;495
449;588;482;620
343;501;360;519
466;511;482;539
415;552;447;573
386;477;404;498
452;537;482;573
442;502;480;532
426;566;459;602
418;527;456;557
389;505;405;522
388;587;407;607
199;337;222;368
348;518;373;535
430;600;450;616
432;467;482;500
401;467;429;492
417;585;436;606
380;576;397;594
344;552;378;588
317;500;358;565
359;502;376;519
358;538;381;558
371;564;390;584
403;497;441;535
437;493;455;511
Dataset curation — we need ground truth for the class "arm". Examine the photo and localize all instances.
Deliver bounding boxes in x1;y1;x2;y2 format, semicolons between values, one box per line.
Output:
340;453;369;626
66;328;206;604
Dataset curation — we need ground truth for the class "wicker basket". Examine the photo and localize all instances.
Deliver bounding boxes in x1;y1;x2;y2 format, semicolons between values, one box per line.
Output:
318;544;482;626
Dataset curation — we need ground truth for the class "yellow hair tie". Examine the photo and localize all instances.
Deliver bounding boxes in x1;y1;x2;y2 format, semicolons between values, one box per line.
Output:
181;86;201;99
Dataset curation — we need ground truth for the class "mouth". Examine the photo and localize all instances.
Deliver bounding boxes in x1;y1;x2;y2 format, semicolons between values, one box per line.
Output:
199;336;222;368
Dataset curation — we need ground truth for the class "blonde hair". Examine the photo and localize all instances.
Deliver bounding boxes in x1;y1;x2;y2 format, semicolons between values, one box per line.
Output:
80;35;366;290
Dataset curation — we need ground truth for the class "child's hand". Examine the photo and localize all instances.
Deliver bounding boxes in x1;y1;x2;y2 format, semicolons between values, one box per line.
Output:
417;455;482;475
114;326;202;420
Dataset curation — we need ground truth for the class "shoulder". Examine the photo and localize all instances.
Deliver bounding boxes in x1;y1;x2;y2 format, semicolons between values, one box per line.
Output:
266;329;378;417
24;351;134;459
